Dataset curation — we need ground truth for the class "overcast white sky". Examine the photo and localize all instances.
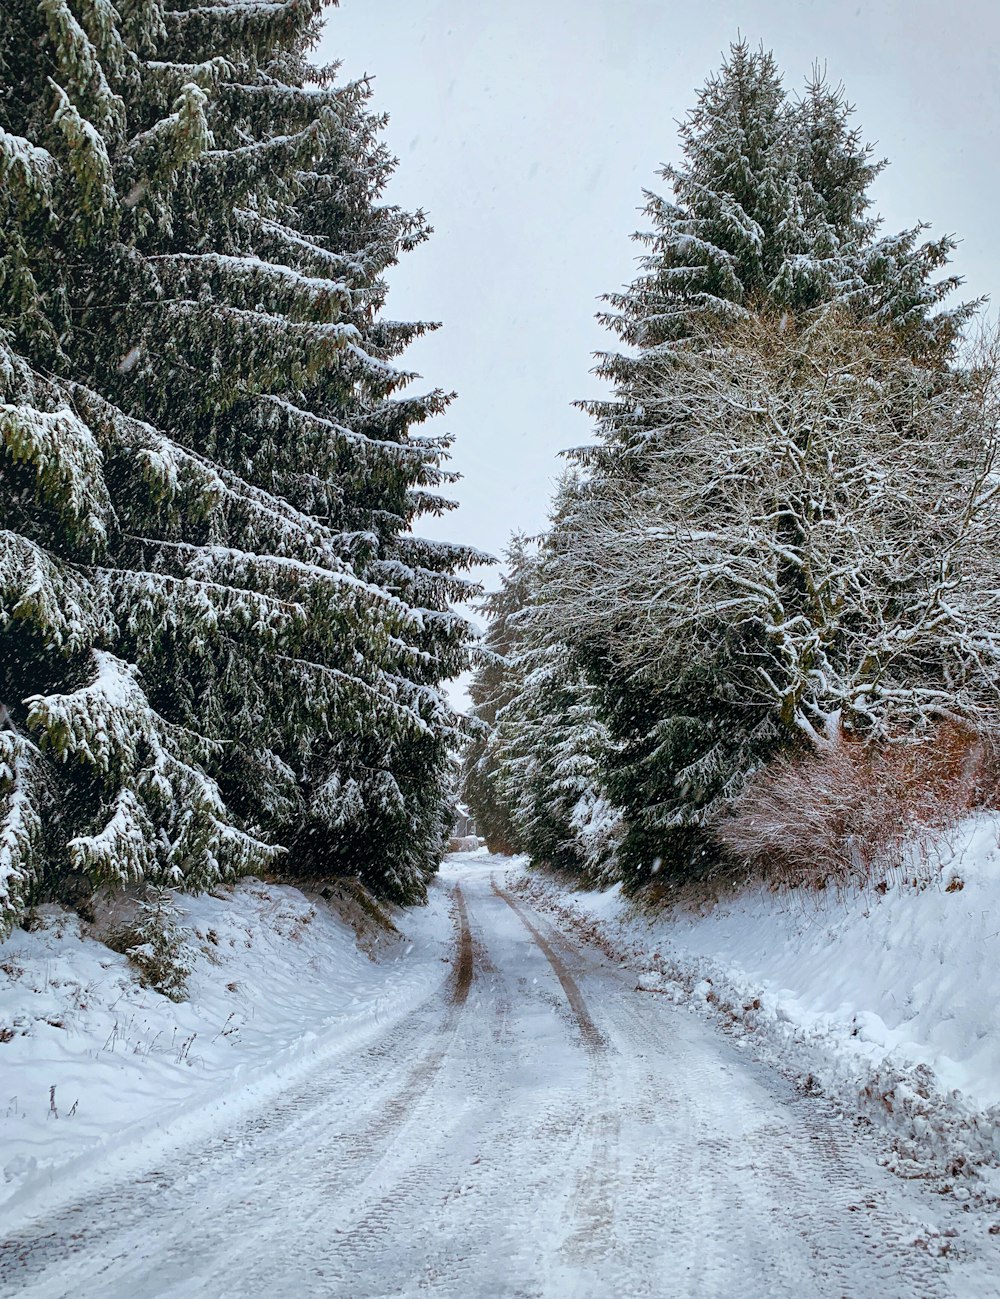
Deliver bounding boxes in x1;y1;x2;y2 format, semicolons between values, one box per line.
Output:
318;1;1000;578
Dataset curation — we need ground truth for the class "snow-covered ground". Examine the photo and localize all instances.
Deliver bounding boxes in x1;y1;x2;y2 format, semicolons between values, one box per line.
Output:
0;876;453;1225
4;853;1000;1298
515;814;1000;1195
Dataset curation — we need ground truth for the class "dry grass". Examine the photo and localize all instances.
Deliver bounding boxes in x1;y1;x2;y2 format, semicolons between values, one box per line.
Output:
715;723;1000;891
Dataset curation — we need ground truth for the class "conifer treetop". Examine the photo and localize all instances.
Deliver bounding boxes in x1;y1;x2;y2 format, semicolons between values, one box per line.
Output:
586;40;976;451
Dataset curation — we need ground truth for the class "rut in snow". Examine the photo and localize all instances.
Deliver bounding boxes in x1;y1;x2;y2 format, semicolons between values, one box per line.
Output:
2;855;996;1299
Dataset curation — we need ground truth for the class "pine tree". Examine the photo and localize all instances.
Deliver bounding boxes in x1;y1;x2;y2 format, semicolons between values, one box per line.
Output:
0;0;475;934
493;648;614;876
462;537;536;856
586;42;972;459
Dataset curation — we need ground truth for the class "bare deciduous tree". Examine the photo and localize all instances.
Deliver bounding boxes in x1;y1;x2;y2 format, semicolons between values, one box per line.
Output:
545;311;1000;754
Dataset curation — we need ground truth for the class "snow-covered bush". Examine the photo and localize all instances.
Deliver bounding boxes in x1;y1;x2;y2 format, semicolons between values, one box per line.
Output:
548;312;1000;746
109;888;194;1003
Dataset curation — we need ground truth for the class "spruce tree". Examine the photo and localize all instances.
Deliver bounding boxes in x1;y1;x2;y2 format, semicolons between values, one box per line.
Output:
462;537;536;856
464;537;620;880
0;0;474;933
587;42;971;460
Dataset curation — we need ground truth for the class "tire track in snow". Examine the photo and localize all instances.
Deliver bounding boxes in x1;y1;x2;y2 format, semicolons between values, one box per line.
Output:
198;885;480;1298
293;886;533;1296
0;886;476;1299
451;883;474;1006
317;876;621;1298
311;885;474;1185
513;881;960;1299
491;876;605;1053
5;862;988;1298
489;875;624;1279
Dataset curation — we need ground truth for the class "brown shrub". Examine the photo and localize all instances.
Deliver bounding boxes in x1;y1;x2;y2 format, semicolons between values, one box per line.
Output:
715;723;1000;891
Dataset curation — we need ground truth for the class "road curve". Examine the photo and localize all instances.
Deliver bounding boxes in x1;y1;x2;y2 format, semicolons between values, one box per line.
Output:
1;854;995;1298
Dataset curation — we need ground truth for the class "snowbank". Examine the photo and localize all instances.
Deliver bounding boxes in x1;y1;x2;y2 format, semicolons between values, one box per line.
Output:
514;815;1000;1193
0;876;453;1221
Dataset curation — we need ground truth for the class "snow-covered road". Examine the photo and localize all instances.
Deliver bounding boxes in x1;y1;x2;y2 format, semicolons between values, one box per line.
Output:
1;854;995;1298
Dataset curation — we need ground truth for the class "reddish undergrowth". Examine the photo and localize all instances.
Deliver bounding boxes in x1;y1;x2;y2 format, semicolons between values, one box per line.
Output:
716;724;1000;890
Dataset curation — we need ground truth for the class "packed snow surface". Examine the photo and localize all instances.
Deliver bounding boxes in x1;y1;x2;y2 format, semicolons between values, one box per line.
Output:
2;853;999;1297
0;877;450;1217
520;815;1000;1184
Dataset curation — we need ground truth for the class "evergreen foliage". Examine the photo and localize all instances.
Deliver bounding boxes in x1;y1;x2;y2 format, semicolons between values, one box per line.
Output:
470;42;993;888
461;537;535;857
464;538;621;880
585;41;974;458
547;313;1000;881
0;0;476;934
119;885;193;1001
560;42;988;885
